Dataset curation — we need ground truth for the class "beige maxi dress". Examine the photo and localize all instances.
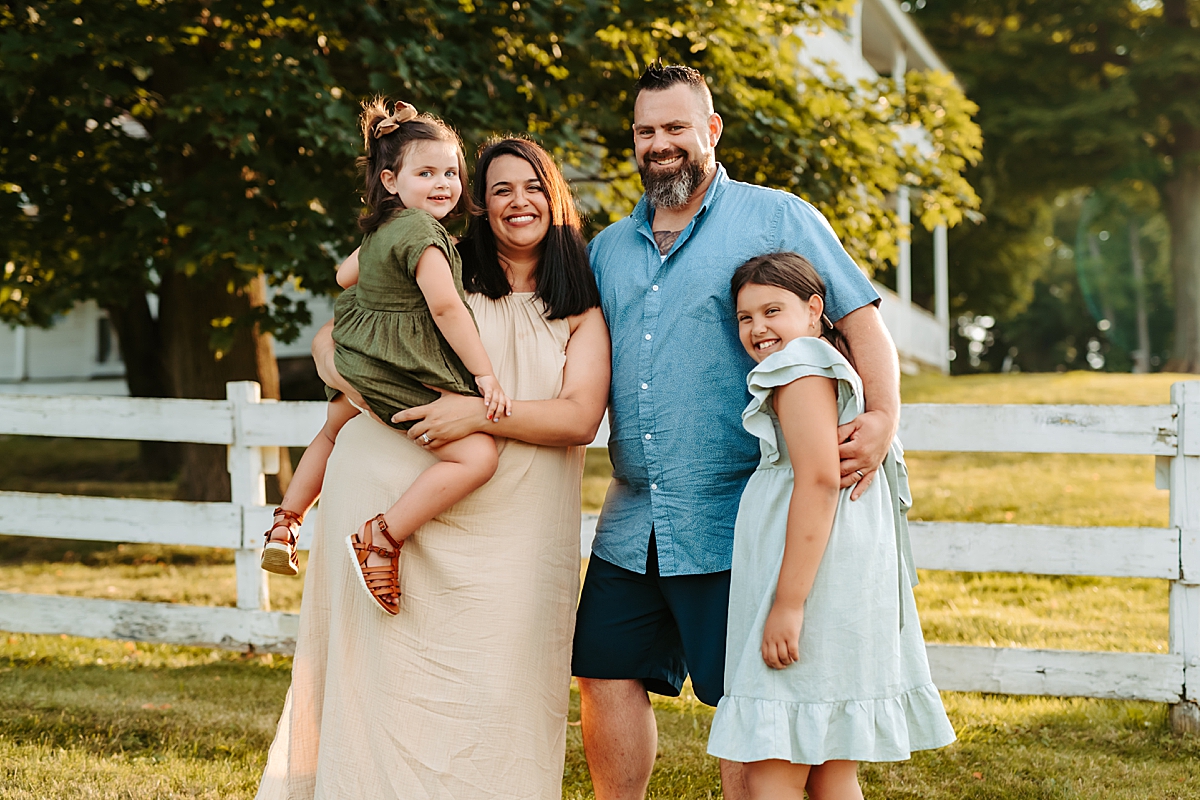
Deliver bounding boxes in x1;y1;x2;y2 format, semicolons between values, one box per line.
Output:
256;293;584;800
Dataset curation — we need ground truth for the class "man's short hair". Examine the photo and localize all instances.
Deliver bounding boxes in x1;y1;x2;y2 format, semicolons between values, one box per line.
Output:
635;62;714;115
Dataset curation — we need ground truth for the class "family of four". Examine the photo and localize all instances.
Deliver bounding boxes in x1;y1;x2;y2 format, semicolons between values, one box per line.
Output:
254;63;955;800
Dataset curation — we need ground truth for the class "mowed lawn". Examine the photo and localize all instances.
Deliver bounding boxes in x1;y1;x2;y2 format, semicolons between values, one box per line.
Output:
2;371;1199;798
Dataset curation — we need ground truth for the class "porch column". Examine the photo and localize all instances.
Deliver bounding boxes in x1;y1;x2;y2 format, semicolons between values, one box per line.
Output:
897;187;912;309
13;326;27;381
934;223;950;373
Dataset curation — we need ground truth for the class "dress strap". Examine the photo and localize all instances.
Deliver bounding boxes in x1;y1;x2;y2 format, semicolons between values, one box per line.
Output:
882;439;918;630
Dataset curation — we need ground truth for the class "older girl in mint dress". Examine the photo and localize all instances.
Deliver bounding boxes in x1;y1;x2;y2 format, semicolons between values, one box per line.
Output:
708;252;954;799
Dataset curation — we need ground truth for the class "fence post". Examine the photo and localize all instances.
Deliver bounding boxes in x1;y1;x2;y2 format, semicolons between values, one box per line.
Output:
228;381;270;613
1169;380;1200;735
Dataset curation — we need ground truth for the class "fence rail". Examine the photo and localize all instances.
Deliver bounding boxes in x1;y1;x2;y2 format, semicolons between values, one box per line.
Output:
1;381;1198;730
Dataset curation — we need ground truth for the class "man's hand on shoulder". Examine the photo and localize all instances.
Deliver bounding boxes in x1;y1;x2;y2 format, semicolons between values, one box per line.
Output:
837;409;897;501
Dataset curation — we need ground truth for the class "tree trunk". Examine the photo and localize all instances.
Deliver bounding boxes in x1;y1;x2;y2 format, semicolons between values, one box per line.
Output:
158;269;284;501
104;292;181;478
1129;219;1151;374
1163;131;1200;373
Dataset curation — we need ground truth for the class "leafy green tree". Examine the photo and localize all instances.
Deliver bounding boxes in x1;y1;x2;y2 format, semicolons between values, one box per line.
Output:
910;0;1200;371
1;2;363;496
2;0;980;497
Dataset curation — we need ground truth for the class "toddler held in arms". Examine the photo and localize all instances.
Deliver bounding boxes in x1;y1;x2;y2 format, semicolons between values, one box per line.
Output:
707;252;955;799
259;99;509;616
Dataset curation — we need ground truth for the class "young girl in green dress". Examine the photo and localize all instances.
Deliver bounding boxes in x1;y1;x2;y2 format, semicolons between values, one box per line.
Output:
259;100;511;616
707;252;954;799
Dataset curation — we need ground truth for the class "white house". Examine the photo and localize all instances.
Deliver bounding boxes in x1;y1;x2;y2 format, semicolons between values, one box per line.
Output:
0;0;952;395
797;0;954;374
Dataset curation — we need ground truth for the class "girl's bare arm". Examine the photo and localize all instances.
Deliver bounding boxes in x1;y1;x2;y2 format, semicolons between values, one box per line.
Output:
414;246;512;419
392;306;611;447
761;374;842;669
414;246;494;378
336;247;361;289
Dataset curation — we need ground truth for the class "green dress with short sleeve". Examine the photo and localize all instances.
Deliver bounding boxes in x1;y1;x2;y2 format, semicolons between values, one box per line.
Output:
329;208;479;430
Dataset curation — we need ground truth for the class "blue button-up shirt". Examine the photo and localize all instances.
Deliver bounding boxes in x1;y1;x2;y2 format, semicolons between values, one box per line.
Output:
589;165;879;576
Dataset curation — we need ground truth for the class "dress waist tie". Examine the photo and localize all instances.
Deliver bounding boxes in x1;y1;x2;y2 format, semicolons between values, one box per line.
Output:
883;438;918;630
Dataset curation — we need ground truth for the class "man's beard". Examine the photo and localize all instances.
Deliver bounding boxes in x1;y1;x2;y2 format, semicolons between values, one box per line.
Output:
639;148;711;209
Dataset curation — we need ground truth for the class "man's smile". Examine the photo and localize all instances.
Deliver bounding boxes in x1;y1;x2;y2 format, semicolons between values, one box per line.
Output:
646;149;687;169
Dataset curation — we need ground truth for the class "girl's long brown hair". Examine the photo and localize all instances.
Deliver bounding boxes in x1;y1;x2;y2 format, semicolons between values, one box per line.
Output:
730;252;848;355
357;98;470;234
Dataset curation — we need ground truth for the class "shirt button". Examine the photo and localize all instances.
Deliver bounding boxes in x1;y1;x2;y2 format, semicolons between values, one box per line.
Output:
652;285;659;291
650;483;658;490
645;433;652;440
641;383;648;390
644;333;652;340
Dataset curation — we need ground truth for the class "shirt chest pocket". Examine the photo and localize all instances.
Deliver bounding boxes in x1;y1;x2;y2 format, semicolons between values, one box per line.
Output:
684;292;732;323
676;262;739;326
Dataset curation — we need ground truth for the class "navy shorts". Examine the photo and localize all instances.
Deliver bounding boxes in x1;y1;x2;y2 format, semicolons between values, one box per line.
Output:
571;534;731;707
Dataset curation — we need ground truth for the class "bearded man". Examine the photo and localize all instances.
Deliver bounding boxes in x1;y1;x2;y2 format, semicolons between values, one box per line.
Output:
572;63;902;799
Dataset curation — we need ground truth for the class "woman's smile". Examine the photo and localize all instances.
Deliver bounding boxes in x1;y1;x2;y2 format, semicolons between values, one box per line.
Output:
486;154;552;255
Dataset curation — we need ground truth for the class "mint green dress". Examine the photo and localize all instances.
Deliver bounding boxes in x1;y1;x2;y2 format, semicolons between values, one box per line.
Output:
330;209;478;430
707;337;955;765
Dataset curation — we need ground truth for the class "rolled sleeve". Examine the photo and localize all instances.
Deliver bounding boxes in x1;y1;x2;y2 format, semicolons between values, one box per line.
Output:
773;198;879;323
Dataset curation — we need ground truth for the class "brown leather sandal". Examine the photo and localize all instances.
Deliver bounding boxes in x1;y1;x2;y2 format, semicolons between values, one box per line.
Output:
260;507;303;576
345;514;404;615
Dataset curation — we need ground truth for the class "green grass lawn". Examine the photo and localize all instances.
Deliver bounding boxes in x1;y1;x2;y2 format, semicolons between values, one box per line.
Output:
2;371;1199;798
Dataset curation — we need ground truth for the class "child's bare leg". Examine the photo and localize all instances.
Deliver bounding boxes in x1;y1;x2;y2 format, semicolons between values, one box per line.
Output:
359;433;497;567
267;395;359;545
805;761;862;800
744;759;809;800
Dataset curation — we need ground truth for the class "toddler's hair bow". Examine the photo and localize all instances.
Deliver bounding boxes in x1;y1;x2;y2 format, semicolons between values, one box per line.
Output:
373;102;418;138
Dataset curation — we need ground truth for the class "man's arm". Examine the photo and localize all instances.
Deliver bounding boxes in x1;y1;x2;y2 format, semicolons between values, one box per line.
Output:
834;303;900;501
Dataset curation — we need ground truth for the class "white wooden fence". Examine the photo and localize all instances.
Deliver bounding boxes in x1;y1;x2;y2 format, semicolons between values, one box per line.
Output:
1;381;1198;729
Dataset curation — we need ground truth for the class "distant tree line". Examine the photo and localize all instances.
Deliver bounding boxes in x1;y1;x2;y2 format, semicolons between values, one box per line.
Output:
909;0;1200;375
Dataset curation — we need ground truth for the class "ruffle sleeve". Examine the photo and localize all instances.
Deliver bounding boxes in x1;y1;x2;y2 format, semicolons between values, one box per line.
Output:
379;208;456;280
742;337;864;465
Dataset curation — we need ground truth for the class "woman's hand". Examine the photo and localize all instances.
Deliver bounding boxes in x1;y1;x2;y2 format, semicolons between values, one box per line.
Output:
761;600;804;670
393;392;489;448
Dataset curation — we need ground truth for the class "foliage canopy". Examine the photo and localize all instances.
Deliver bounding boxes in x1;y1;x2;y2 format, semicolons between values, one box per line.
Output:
2;0;979;335
910;0;1200;371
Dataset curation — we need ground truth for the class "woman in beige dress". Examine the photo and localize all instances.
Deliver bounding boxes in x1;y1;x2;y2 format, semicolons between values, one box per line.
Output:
255;138;611;800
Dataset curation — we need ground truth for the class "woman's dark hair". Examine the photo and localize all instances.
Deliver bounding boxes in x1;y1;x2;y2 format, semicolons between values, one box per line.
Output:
730;252;847;354
357;98;470;234
459;137;599;320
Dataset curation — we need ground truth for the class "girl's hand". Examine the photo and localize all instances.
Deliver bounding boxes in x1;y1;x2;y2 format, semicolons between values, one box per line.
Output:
761;601;804;670
475;374;512;421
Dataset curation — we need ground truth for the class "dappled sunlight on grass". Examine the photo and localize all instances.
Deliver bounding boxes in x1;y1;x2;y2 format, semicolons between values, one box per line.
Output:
3;373;1199;797
3;628;1198;799
0;634;288;799
900;370;1189;406
906;452;1166;528
915;572;1168;652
